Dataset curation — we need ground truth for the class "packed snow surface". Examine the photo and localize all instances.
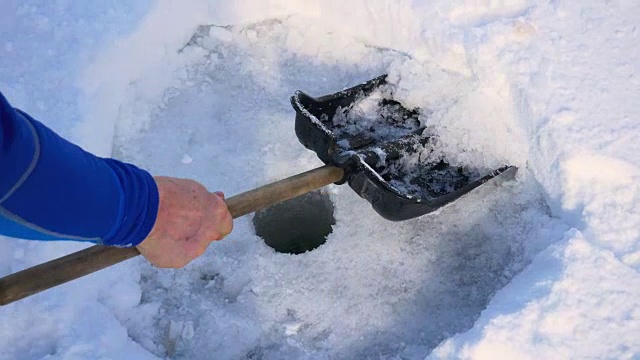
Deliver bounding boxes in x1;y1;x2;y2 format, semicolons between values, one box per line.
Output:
1;1;639;359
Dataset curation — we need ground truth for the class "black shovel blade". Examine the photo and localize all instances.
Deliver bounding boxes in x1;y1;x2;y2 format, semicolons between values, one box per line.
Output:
291;75;515;221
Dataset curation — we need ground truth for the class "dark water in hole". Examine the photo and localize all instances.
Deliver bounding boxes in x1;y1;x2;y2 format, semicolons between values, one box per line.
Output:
253;191;335;254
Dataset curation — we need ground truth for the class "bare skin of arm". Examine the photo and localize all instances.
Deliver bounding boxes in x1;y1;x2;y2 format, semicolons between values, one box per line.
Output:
136;177;233;268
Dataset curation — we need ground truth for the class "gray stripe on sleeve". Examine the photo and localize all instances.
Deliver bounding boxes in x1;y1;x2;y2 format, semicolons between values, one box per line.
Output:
0;117;41;204
0;205;102;242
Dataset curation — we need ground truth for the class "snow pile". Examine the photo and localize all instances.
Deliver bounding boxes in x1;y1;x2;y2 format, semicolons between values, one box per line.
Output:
428;1;640;358
1;0;639;359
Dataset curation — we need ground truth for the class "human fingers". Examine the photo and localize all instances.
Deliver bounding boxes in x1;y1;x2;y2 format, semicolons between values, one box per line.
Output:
139;177;228;268
203;192;233;240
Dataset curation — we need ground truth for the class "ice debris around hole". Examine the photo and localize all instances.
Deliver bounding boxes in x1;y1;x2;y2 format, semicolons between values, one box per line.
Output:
181;154;193;164
165;320;195;356
284;322;303;336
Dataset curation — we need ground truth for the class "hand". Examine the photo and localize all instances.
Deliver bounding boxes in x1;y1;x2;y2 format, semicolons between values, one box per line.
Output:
136;176;233;268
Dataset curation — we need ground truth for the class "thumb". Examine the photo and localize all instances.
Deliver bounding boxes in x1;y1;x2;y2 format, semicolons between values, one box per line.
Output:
214;191;225;200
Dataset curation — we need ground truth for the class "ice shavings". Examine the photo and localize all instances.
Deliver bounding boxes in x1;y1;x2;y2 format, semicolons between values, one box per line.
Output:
372;135;481;200
330;85;422;149
323;83;484;200
388;162;476;200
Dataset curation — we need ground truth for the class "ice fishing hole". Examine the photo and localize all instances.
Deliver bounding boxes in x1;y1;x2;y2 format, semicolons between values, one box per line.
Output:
253;191;335;254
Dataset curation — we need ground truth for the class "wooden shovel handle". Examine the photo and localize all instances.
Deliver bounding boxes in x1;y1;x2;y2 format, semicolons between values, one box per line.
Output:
0;165;344;306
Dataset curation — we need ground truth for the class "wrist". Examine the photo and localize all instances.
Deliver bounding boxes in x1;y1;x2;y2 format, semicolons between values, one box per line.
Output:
101;160;159;247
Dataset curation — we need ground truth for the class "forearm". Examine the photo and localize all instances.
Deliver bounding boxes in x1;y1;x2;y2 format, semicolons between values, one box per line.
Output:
0;91;158;247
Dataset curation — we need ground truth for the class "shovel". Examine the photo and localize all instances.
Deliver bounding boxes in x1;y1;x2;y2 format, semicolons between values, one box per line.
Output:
0;75;514;305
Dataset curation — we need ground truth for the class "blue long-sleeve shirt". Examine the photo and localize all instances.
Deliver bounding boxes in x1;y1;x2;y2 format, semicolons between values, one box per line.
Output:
0;91;159;247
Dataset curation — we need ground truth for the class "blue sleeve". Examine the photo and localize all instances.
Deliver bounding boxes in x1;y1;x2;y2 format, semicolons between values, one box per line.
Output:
0;91;159;247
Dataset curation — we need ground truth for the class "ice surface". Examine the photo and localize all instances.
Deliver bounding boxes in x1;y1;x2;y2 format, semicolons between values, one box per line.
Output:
1;1;640;359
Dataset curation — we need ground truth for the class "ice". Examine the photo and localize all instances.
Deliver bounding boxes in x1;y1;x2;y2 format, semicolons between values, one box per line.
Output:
1;0;640;359
331;86;421;144
180;154;193;164
317;81;488;201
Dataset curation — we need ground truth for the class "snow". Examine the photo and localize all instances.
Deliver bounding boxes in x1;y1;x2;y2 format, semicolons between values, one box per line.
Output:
331;85;419;142
431;231;640;360
1;1;639;359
